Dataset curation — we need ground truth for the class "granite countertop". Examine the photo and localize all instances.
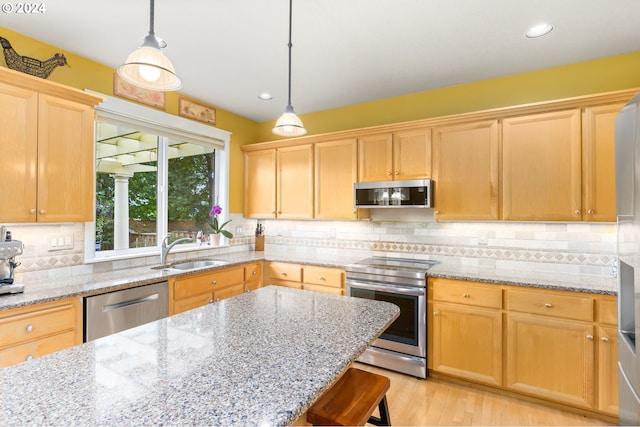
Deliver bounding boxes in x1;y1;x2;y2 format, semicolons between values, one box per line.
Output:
0;286;400;426
0;250;617;312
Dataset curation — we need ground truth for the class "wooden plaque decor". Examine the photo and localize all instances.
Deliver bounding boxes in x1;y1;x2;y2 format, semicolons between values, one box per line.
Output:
113;74;166;109
179;97;216;125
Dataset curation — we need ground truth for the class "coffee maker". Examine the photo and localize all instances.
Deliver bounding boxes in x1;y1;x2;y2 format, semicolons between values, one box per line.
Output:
0;226;24;295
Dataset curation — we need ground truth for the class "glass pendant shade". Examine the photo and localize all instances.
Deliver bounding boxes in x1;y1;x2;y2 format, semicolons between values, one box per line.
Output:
272;105;307;137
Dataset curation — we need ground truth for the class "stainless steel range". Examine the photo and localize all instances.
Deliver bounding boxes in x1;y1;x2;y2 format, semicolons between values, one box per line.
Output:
345;256;437;378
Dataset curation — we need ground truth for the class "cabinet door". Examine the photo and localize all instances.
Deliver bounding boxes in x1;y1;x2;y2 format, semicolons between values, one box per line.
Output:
597;325;618;415
393;128;431;180
432;301;502;387
315;138;359;219
173;292;214;314
244;263;263;291
277;144;314;219
502;109;582;221
214;283;245;301
432;120;499;220
358;133;393;182
38;94;95;222
506;312;594;408
582;104;623;222
0;82;38;222
244;149;277;218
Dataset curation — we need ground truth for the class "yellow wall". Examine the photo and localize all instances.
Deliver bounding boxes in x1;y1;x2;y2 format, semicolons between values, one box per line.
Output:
0;26;259;213
256;51;640;142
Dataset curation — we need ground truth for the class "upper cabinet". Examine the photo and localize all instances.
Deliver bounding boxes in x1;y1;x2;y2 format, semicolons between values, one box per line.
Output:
432;120;499;221
0;68;101;223
582;103;624;222
244;145;313;219
315;138;361;220
502;109;582;221
358;128;431;182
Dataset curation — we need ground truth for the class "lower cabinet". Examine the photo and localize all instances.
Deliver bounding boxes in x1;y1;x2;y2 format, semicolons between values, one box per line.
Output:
244;262;263;291
428;277;618;418
0;297;82;368
266;262;345;295
170;265;245;315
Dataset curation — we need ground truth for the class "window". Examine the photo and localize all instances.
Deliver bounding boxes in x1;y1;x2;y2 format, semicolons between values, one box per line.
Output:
86;93;231;262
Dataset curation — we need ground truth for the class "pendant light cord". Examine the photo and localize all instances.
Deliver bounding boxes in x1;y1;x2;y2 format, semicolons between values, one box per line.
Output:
149;0;155;36
286;0;293;107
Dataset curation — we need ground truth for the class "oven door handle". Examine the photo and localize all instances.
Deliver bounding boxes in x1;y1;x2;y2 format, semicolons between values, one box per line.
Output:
346;279;425;296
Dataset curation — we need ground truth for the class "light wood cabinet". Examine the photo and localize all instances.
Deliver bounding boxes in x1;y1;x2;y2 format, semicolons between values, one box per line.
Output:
502;109;582;221
244;145;313;219
0;68;101;223
314;138;363;220
582;103;623;222
432;120;500;220
429;278;503;387
0;297;82;368
266;262;345;295
596;299;618;415
170;265;245;315
358;129;431;182
244;262;263;291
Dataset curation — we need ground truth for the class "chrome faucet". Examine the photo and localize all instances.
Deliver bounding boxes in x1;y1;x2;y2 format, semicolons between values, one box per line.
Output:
160;236;193;266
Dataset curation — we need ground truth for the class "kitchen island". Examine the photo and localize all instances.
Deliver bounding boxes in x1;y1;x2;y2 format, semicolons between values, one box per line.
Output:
0;286;399;426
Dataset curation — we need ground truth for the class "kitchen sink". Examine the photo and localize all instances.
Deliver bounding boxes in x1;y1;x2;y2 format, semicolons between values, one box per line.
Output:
151;259;229;271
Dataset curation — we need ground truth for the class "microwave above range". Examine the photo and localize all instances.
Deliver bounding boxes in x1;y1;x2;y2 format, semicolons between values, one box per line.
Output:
354;179;433;208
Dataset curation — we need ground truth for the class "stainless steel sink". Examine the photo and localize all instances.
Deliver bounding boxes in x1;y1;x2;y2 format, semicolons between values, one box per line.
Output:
168;259;229;270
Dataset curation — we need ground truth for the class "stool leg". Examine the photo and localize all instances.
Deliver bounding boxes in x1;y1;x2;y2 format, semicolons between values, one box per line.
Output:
367;395;391;426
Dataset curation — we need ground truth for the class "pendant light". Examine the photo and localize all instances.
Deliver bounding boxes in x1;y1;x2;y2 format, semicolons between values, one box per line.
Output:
117;0;182;91
272;0;307;137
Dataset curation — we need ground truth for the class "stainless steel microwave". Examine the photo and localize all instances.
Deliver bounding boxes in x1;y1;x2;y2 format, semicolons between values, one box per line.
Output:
354;179;433;208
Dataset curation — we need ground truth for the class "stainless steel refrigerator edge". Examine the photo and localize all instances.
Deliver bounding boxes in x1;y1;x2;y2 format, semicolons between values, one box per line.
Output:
615;93;640;426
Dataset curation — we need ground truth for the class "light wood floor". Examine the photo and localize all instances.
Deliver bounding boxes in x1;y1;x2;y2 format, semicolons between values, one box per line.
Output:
353;363;615;426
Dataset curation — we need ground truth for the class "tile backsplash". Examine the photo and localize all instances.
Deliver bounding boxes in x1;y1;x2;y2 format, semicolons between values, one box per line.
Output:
5;211;617;278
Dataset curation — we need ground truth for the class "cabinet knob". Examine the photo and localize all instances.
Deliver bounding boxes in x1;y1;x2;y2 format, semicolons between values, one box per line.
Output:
211;280;217;285
352;210;357;214
216;298;220;302
272;210;276;214
319;276;325;281
433;312;438;316
26;324;34;333
463;293;470;298
208;299;214;303
30;208;36;214
544;303;552;308
601;337;609;343
394;171;399;175
586;335;594;340
386;171;392;176
587;209;594;215
281;272;287;277
574;209;581;215
25;355;33;361
252;271;257;275
39;209;46;215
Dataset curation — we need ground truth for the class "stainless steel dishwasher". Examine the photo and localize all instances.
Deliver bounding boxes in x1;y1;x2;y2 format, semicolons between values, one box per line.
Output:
84;281;168;342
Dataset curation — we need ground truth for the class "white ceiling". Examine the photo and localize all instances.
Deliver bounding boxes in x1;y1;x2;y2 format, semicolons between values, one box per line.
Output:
3;0;640;123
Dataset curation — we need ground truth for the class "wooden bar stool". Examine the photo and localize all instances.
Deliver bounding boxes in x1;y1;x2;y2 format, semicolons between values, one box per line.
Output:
307;367;391;426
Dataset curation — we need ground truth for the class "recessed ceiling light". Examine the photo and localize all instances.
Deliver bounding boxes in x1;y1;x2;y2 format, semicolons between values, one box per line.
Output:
258;93;273;100
525;23;554;38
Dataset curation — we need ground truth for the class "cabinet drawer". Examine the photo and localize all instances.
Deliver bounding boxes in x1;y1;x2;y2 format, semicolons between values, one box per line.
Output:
173;267;244;300
268;263;302;282
215;283;245;301
173;292;214;314
303;266;344;288
303;283;344;295
432;278;502;309
506;289;593;321
0;330;76;368
270;279;303;290
0;300;77;348
597;298;617;325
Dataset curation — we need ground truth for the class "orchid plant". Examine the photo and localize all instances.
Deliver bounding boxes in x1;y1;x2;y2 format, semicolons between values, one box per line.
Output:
208;204;233;238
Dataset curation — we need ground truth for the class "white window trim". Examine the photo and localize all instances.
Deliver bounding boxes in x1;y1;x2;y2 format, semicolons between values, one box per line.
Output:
84;91;232;264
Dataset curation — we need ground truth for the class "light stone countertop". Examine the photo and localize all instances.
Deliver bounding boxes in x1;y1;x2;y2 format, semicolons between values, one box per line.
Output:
0;286;400;426
0;250;617;312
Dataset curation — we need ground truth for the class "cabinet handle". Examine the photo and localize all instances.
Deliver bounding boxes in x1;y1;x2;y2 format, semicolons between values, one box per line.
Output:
574;209;581;215
208;299;214;303
394;171;399;175
39;209;46;215
211;280;217;285
463;293;470;298
433;312;438;316
587;209;594;215
319;276;325;281
252;271;257;275
586;335;594;340
601;337;609;343
26;324;34;333
544;303;552;308
386;171;392;176
30;208;36;214
281;272;287;277
25;355;33;361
